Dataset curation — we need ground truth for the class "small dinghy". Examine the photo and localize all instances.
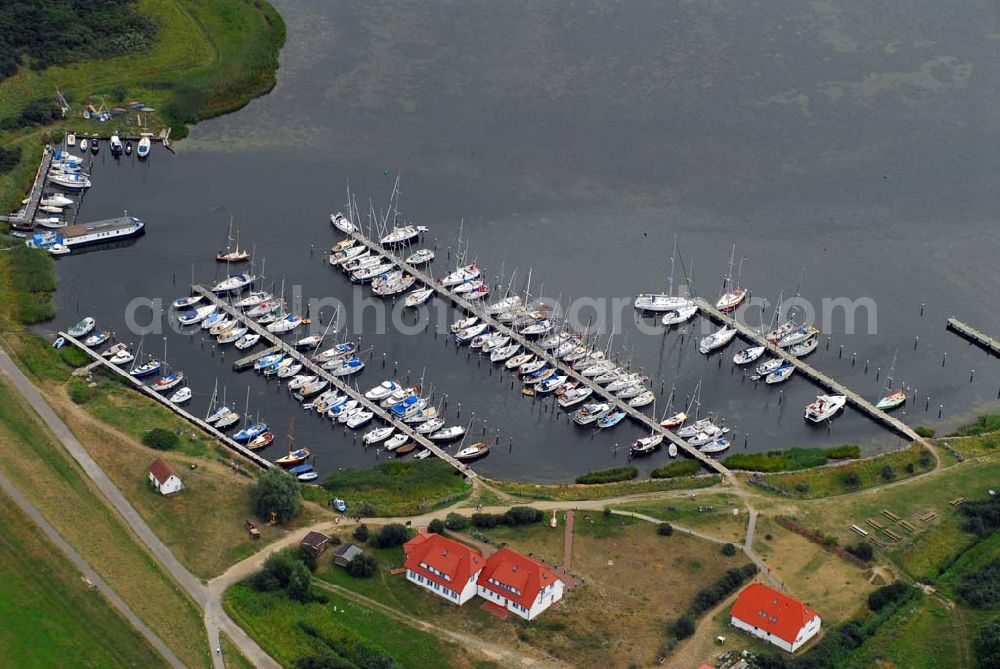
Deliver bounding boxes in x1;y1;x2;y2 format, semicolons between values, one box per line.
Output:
125;140;133;156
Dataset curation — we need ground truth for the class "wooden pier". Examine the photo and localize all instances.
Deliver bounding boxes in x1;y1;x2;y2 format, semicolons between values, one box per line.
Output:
58;332;274;470
2;147;54;227
342;231;734;480
191;286;477;479
233;346;281;371
694;298;926;444
946;317;1000;357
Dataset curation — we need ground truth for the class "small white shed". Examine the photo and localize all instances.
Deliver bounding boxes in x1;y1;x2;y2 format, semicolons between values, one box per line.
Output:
148;458;183;495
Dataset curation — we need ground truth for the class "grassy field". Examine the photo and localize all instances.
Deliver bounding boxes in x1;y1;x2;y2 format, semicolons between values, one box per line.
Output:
748;442;935;499
319;511;743;667
307;459;472;516
842;594;972;668
0;489;167;668
614;492;749;543
0;376;211;667
224;583;472;669
0;0;285;212
46;382;325;578
492;473;722;501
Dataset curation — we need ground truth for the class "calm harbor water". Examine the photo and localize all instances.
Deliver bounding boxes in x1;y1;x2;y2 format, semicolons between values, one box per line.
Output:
53;1;1000;482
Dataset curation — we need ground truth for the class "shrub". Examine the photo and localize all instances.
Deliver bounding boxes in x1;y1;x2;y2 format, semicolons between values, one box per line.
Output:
868;581;913;611
650;460;700;478
444;513;467;531
68;379;96;404
905;463;915;474
919;450;933;468
575;466;638;484
671;615;695;639
845;542;874;561
58;346;90;368
347;553;378;579
471;506;544;528
794;483;810;494
722;543;737;556
841;471;861;488
298;546;318;572
142;427;178;450
880;465;895;481
658;523;673;536
914;425;936;438
370;523;409;549
974;620;1000;669
954;415;1000;437
956;558;1000;608
352;524;369;543
0;145;21;174
825;444;861;460
723;453;787;472
427;519;445;534
249;468;302;523
252;549;312;601
959;497;1000;537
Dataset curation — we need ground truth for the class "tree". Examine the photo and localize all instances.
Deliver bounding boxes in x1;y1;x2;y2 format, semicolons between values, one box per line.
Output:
294;654;354;669
428;519;445;534
252;549;301;592
657;523;673;536
142;428;178;450
722;543;737;556
371;523;409;548
846;542;874;562
298;546;318;572
249;468;301;523
286;561;313;602
445;513;468;531
671;615;695;639
974;620;1000;669
353;524;369;543
347;553;378;578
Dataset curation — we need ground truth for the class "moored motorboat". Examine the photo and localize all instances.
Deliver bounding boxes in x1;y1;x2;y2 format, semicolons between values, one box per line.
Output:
597;410;626;429
405;248;434;265
363;426;394;445
68;317;96;337
804;394;847;423
235;333;261;350
84;330;112;347
137;136;151;158
630;434;663;456
330;212;355;234
170;387;192;404
429;426;466;442
573;402;611;426
734;345;766;365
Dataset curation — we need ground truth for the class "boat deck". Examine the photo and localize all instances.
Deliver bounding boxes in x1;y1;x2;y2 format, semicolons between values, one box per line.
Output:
343;230;735;480
191;285;477;478
946;317;1000;357
694;298;926;444
58;331;274;470
232;346;281;371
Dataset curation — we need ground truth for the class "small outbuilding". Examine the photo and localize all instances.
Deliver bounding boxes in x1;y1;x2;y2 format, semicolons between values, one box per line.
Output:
333;543;364;567
300;531;332;556
148;458;183;496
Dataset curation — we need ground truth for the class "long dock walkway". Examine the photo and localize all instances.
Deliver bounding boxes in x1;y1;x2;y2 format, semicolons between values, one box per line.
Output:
2;147;54;227
58;331;274;469
694;299;926;444
191;285;476;479
947;317;1000;357
344;231;733;480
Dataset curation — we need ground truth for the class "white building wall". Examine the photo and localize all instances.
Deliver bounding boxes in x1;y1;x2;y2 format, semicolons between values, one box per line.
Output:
477;579;565;621
730;614;821;653
407;569;479;605
149;472;183;495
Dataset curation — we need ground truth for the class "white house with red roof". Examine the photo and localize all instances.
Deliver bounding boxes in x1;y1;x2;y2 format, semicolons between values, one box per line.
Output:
730;583;821;653
148;458;183;496
403;533;484;605
476;547;564;620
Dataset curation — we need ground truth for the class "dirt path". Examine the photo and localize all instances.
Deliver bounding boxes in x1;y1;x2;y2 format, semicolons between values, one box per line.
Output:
668;589;741;669
0;470;185;669
563;510;575;570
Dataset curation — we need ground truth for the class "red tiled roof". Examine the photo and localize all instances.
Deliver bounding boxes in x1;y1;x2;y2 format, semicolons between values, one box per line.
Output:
476;547;561;610
404;534;484;592
730;583;818;644
149;458;178;484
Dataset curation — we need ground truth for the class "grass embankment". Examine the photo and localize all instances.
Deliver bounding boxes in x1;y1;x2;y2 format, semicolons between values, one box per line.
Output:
0;0;285;213
224;583;467;669
723;444;860;472
0;375;211;667
0;488;166;667
748;442;935;498
308;460;471;516
492;473;722;501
